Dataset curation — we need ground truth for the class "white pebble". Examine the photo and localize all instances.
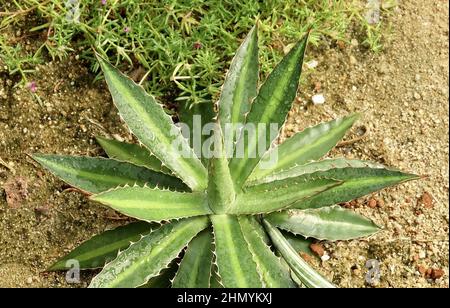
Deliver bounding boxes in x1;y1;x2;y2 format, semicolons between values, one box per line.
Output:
306;60;319;69
321;254;330;262
312;94;326;105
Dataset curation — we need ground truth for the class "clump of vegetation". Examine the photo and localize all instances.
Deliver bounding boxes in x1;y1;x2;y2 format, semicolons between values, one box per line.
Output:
34;26;417;288
1;0;389;104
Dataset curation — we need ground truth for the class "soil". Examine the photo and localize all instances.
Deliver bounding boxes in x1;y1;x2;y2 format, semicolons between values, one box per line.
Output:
0;0;448;288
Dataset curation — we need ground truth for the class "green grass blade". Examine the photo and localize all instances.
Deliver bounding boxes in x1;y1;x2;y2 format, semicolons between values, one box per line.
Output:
32;154;188;194
233;176;342;214
91;187;212;222
266;206;381;241
218;25;258;144
250;114;359;180
172;230;213;288
97;56;207;191
238;216;295;288
211;214;262;288
229;33;309;191
48;221;153;271
96;136;171;174
263;219;335;288
89;216;209;288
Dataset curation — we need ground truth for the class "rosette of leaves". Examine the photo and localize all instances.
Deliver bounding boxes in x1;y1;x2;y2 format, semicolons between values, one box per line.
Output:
34;26;418;288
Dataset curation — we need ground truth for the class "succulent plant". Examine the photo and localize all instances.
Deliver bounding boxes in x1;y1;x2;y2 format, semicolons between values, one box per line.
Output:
34;26;418;288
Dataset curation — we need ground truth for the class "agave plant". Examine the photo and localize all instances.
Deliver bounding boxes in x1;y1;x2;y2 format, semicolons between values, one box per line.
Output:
34;26;418;288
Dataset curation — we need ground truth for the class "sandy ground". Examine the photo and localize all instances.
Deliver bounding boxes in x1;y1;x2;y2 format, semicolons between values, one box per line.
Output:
0;0;448;287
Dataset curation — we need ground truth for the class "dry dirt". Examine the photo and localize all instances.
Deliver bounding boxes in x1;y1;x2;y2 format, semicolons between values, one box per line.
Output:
0;0;448;287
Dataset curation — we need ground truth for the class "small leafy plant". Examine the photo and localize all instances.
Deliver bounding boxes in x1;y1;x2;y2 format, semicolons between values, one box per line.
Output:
34;26;417;288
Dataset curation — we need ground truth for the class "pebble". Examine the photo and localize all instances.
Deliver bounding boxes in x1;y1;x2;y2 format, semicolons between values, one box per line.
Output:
418;251;426;259
413;92;421;100
312;94;325;105
321;254;331;262
310;243;325;257
306;60;319;69
349;55;357;65
368;198;378;208
26;277;33;284
417;192;433;209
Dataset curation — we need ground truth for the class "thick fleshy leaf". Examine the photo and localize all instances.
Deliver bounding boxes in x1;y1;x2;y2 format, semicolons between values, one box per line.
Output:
96;136;171;174
98;57;207;191
139;261;178;288
91;187;212;222
177;102;215;165
250;114;359;180
89;216;209;288
211;214;262;288
207;124;236;214
263;219;335;288
232;176;342;214
172;230;213;288
218;25;258;145
248;158;419;209
248;158;386;185
292;167;418;209
238;216;295;288
32;154;188;194
266;206;381;241
228;33;309;191
48;222;153;271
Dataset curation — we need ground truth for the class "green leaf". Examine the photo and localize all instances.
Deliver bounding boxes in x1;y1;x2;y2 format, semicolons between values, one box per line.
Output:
211;214;262;288
207;124;236;214
266;206;381;241
139;261;178;288
89;216;209;288
48;221;153;271
32;154;188;194
172;230;213;288
97;56;207;191
178;102;215;166
232;176;342;214
291;166;418;209
238;216;295;288
263;219;335;288
229;33;309;191
91;186;212;222
250;114;359;180
96;136;171;174
218;25;258;145
248;158;418;209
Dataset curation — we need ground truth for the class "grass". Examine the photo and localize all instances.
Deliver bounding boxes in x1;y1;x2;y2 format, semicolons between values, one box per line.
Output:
0;0;393;106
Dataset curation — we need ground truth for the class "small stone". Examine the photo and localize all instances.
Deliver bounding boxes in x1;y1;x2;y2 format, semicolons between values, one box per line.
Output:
417;265;427;276
311;94;325;105
300;252;313;263
413;92;421;100
368;198;378;208
430;268;444;280
350;39;359;47
415;74;421;82
352;85;357;91
314;82;322;91
418;192;433;208
349;55;357;65
377;199;385;207
321;254;330;262
418;251;426;259
26;277;33;284
306;60;319;69
310;243;325;257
